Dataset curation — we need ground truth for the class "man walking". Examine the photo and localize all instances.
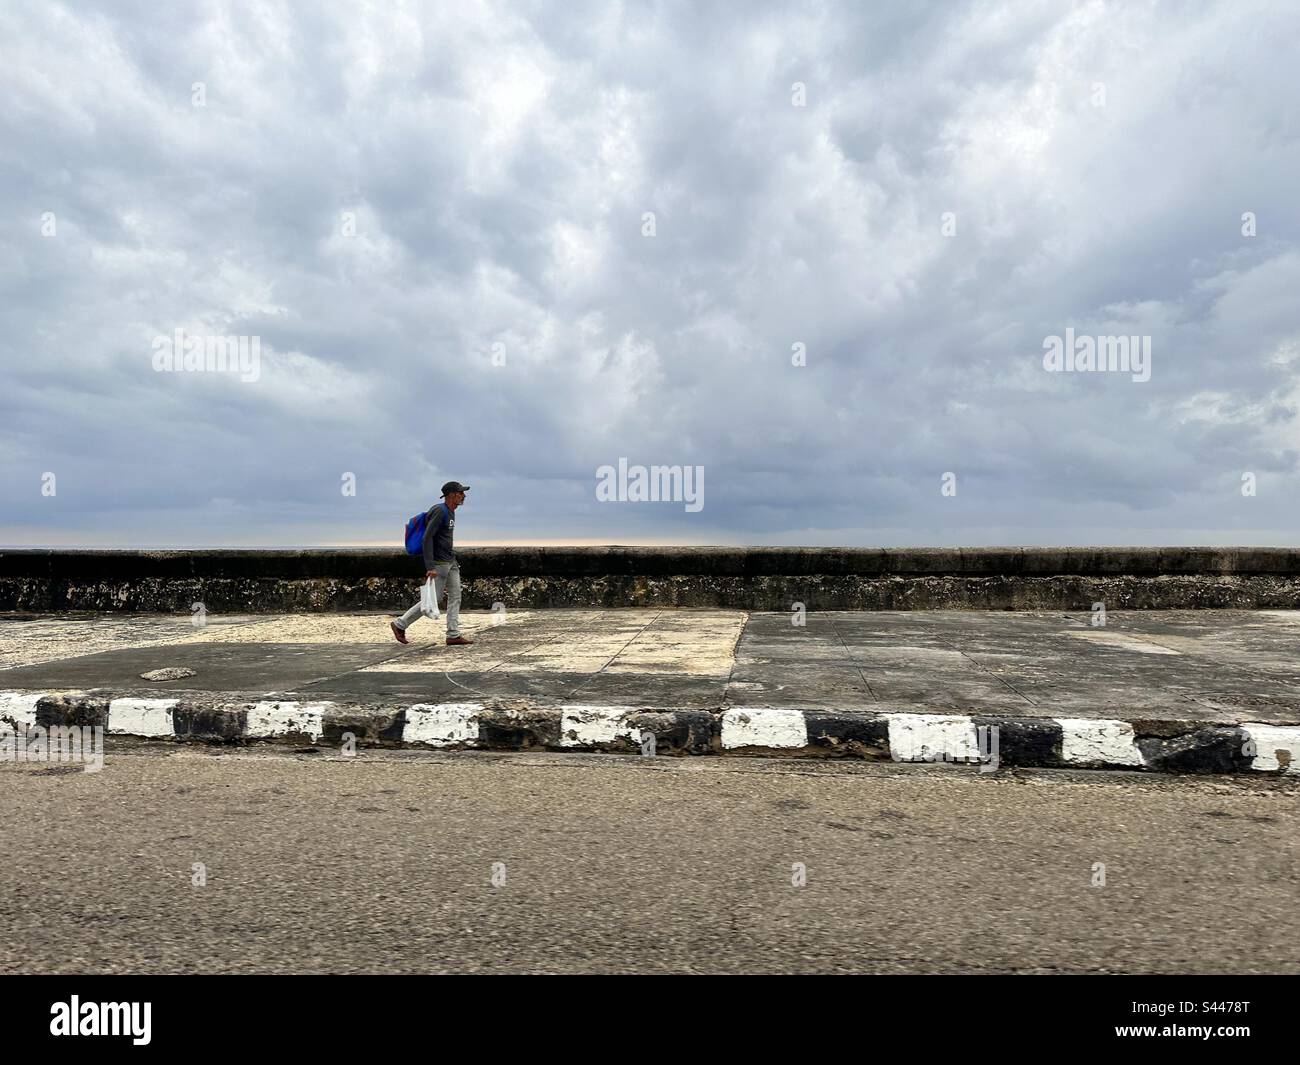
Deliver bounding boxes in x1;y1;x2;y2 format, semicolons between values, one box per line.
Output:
391;481;474;646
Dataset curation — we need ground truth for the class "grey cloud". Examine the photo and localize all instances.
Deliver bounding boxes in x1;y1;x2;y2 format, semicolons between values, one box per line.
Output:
2;0;1300;547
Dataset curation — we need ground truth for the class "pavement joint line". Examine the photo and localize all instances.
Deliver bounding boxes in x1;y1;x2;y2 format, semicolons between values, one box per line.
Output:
331;614;598;699
955;649;1037;705
563;609;664;700
357;608;544;677
4;689;1297;778
471;614;603;674
916;616;1038;706
431;616;604;698
826;613;879;702
436;669;493;699
719;610;750;699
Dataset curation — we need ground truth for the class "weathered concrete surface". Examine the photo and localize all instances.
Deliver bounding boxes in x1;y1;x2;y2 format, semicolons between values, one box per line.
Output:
2;610;1300;775
0;745;1295;974
2;611;1300;723
8;547;1300;610
4;608;1300;724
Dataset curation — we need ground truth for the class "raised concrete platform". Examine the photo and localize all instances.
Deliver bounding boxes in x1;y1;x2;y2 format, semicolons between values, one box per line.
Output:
2;608;1299;775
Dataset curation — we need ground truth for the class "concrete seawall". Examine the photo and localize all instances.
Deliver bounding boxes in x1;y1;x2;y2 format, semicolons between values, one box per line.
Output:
5;547;1300;611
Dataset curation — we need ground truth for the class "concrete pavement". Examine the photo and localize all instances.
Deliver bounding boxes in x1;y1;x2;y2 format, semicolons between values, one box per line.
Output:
2;609;1299;774
0;744;1295;974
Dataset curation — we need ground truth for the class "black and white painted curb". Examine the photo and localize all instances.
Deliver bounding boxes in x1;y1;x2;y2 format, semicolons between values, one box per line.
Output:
1;691;1297;775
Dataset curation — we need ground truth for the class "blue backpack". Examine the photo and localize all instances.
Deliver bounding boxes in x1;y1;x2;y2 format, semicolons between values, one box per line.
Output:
404;507;432;554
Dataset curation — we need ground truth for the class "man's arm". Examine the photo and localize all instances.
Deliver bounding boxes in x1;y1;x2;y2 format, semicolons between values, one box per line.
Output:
421;505;444;574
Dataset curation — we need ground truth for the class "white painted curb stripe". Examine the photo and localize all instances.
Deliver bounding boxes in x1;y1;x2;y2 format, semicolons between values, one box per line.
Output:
887;713;981;763
246;701;331;741
0;692;42;732
560;705;639;747
1240;723;1300;774
8;690;1291;779
403;703;481;747
108;698;179;738
1056;718;1145;767
721;707;808;749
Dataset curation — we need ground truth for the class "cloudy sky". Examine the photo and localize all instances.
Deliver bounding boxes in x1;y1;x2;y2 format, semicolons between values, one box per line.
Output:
4;0;1300;547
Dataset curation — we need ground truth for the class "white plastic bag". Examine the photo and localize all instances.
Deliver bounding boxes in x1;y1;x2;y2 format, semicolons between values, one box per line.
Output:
419;575;441;619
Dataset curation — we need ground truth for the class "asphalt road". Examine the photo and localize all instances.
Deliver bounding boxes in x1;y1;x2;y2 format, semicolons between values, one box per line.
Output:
1;745;1296;974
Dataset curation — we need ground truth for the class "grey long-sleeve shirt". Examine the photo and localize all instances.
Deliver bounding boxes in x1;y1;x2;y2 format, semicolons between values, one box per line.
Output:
421;502;455;569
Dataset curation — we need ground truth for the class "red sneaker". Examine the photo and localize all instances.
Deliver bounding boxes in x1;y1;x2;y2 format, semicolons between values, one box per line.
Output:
446;635;474;646
391;621;409;645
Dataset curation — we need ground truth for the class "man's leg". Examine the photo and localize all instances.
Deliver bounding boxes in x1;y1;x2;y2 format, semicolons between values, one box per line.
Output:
444;560;463;640
393;596;425;632
430;563;448;615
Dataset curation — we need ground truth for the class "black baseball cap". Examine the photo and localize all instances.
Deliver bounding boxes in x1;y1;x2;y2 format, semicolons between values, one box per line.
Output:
440;481;470;496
